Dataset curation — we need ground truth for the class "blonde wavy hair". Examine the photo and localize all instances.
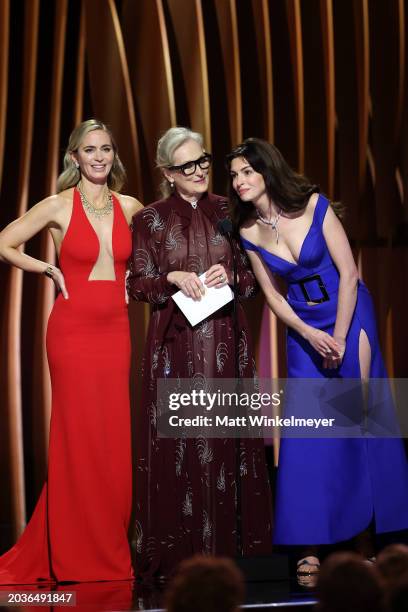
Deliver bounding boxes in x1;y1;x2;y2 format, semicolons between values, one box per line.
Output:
56;119;126;193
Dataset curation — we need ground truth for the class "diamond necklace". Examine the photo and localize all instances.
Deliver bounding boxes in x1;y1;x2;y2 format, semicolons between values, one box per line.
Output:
256;207;282;243
78;182;113;219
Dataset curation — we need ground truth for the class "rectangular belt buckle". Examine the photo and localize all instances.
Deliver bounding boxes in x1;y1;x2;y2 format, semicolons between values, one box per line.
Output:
298;274;330;303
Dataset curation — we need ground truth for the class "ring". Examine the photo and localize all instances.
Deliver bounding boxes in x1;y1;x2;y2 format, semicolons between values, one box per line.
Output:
219;274;225;282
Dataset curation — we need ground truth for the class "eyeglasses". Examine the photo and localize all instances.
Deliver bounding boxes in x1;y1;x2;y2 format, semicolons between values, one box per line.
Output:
168;154;212;176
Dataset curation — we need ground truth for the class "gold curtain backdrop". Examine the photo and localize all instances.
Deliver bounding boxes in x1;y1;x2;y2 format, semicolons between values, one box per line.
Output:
0;0;407;549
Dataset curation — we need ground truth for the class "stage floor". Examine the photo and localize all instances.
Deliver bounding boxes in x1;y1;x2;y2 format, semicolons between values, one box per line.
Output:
0;578;317;611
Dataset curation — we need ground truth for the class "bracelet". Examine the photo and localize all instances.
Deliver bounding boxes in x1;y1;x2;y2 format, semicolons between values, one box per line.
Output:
44;265;54;279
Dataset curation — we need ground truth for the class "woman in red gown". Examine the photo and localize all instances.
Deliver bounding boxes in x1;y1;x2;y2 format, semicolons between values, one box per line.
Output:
0;119;142;583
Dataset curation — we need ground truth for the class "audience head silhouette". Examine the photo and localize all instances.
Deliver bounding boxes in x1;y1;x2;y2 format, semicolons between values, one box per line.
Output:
316;552;384;612
164;555;245;612
377;544;408;611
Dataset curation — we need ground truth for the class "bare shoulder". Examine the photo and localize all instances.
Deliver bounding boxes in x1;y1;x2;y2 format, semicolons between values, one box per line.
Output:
25;190;73;222
0;190;74;241
305;191;319;215
48;188;74;209
239;217;258;240
114;193;144;223
116;193;144;211
48;190;75;224
56;187;75;202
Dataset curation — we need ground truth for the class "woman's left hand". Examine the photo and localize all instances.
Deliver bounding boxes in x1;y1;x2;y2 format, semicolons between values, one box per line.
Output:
323;337;346;369
204;264;230;288
125;269;130;304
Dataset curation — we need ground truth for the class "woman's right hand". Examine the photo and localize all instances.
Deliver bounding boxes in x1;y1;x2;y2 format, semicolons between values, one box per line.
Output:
47;267;69;299
167;271;205;300
304;326;341;359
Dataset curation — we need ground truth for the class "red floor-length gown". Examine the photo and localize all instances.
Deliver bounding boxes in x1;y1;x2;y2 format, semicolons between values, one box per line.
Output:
0;188;133;583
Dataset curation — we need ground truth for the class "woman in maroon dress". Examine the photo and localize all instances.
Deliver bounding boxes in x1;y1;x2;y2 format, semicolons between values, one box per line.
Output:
127;127;273;580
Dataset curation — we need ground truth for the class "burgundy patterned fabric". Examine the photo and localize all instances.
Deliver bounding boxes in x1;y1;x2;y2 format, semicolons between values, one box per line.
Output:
128;191;273;580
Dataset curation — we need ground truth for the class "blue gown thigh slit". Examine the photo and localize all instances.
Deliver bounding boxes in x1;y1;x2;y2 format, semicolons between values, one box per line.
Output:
241;194;408;545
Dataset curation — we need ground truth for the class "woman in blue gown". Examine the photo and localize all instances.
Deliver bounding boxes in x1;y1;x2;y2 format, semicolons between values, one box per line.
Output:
226;138;408;584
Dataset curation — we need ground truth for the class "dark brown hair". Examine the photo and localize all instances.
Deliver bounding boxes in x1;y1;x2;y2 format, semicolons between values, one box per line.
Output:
317;552;384;612
164;555;244;612
226;137;319;229
377;544;408;590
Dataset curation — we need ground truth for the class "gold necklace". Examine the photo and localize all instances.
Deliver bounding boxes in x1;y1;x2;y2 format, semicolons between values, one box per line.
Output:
78;182;113;219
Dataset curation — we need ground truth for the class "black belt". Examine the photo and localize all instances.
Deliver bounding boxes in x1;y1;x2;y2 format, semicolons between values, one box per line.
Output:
294;274;330;303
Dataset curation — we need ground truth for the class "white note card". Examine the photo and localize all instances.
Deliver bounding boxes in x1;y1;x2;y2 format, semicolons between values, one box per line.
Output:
172;272;234;326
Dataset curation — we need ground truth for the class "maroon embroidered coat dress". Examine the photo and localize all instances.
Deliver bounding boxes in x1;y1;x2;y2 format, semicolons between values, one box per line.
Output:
127;191;273;579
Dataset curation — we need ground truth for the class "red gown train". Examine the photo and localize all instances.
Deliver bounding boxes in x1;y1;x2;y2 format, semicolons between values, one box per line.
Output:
0;188;133;583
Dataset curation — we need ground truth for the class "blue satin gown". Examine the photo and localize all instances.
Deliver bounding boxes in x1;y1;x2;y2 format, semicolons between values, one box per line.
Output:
241;194;408;545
